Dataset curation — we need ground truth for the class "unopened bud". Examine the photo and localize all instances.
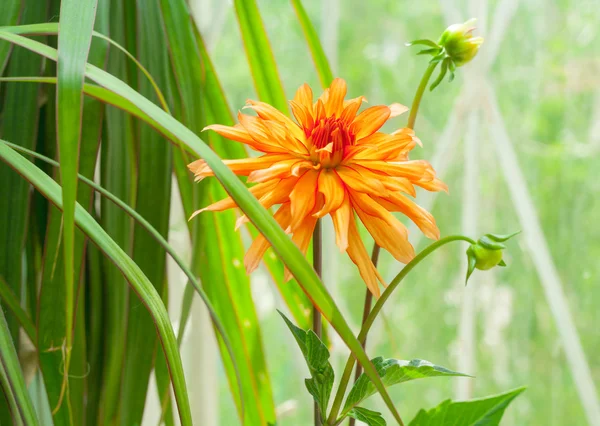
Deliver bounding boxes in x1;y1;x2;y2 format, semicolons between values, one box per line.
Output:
465;232;519;284
438;18;484;67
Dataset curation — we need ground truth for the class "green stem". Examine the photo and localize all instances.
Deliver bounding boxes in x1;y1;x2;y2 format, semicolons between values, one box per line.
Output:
313;218;323;425
326;236;476;425
407;62;438;130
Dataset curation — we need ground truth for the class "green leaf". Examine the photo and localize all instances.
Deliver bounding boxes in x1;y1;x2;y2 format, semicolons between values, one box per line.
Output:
477;236;505;251
0;305;39;426
0;30;404;423
0;0;20;74
408;387;526;426
55;2;98;404
406;39;440;49
485;231;521;242
348;407;386;426
498;259;507;267
290;0;334;88
233;0;288;112
279;311;334;417
343;358;468;415
119;0;174;423
0;277;36;344
466;247;477;285
429;59;448;91
0;140;193;426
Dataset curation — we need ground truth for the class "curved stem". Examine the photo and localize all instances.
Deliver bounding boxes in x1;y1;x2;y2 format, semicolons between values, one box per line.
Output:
327;235;476;424
407;62;438;130
343;59;440;426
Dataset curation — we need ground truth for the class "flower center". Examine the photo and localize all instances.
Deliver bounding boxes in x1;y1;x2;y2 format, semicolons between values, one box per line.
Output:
307;116;355;168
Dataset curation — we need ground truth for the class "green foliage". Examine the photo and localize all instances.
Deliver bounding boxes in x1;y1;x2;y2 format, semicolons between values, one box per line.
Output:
348;407;387;426
279;311;335;418
343;358;468;415
407;387;526;426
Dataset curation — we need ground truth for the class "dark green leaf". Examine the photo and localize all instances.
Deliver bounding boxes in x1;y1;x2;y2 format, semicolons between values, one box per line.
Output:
429;59;448;91
279;311;334;416
466;248;477;285
343;358;468;415
408;387;526;426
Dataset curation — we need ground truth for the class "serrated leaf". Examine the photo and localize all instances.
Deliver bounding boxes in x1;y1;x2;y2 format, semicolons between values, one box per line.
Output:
408;387;526;426
279;311;334;416
485;231;521;242
343;358;468;414
478;236;506;250
348;407;386;426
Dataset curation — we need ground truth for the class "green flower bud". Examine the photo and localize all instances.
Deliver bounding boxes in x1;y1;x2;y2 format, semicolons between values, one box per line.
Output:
438;18;484;67
465;231;519;284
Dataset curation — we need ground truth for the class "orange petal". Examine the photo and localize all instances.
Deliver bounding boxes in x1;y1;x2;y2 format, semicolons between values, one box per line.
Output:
336;165;388;194
237;113;294;154
247;159;313;183
245;99;305;139
377;193;439;240
245;203;292;273
416;177;448;193
188;154;292;180
294;83;314;110
290;100;314;135
389;103;409;118
189;181;278;219
339;96;364;125
331;194;351;251
289;169;320;230
325;78;347;117
358;160;435;182
350;105;391;139
314;169;345;218
350;191;415;263
346;218;384;297
382;177;417;197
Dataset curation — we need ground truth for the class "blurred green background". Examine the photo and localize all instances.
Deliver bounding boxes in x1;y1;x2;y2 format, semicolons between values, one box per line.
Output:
164;0;599;425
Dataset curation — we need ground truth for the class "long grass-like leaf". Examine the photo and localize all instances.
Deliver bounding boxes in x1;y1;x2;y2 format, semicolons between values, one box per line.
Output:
0;305;39;426
233;0;288;112
0;31;404;423
0;140;194;426
0;277;36;343
55;3;98;410
0;0;20;74
290;0;334;88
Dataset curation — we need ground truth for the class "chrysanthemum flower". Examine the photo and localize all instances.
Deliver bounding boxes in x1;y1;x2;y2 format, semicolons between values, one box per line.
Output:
189;78;446;296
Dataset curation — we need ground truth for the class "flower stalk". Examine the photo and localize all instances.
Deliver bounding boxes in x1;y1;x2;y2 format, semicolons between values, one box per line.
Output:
312;218;323;425
327;236;477;425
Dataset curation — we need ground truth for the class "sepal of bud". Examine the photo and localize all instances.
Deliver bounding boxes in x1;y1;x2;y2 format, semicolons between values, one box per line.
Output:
465;231;520;284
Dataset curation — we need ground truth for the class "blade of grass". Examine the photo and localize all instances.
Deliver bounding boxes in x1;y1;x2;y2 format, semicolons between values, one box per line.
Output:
97;4;137;422
119;0;174;423
3;138;242;426
0;140;194;426
0;0;20;74
233;0;288;112
0;32;404;423
160;2;276;422
0;15;46;418
55;2;98;413
0;305;38;426
0;278;36;343
194;27;313;330
290;0;334;88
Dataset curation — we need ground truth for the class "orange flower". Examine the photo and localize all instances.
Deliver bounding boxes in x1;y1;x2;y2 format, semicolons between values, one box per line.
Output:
189;78;446;296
